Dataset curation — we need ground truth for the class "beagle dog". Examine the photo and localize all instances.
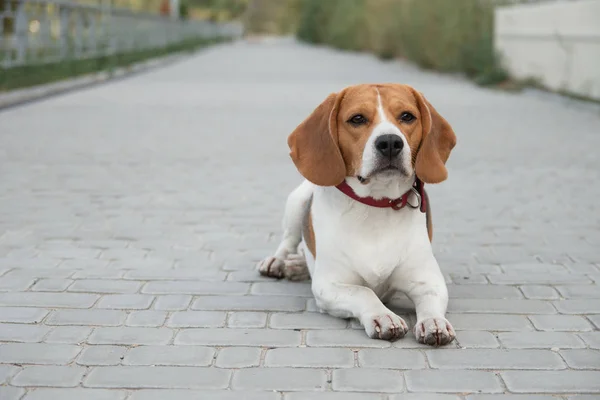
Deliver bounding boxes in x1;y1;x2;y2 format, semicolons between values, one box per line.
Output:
257;83;457;346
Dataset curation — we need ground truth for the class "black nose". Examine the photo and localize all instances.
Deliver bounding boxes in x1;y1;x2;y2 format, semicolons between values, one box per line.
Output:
375;134;403;158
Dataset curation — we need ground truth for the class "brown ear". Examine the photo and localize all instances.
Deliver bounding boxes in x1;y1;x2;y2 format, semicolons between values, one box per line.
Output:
287;92;347;186
412;90;457;184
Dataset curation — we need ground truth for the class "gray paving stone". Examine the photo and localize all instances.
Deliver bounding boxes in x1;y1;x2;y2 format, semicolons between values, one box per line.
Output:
332;368;403;392
467;396;557;400
500;263;568;274
448;299;555;314
556;285;600;298
306;329;391;348
358;349;426;369
449;274;488;285
45;326;93;344
88;327;173;345
126;311;168;327
84;366;231;389
554;299;600;314
520;285;561;299
266;347;354;368
0;292;99;308
22;388;127;400
0;323;50;342
77;346;128;366
567;396;600;400
0;365;20;384
251;281;313;297
0;387;26;400
588;314;600;329
0;343;81;364
456;331;500;348
96;294;154;310
232;368;327;391
215;347;261;368
69;279;142;294
447;285;523;299
175;328;301;346
502;370;600;393
191;295;305;312
563;264;600;274
123;345;215;366
489;274;592;285
130;390;279;400
227;270;275;282
427;349;565;369
142;281;249;295
286;393;385;400
123;269;226;281
560;349;600;369
166;311;226;328
498;332;586;348
227;311;267;328
0;307;49;323
47;309;126;326
30;278;73;292
270;312;348;329
11;366;86;387
153;295;192;311
72;269;123;279
579;332;600;349
0;276;36;292
529;315;594;331
405;370;502;393
445;314;533;331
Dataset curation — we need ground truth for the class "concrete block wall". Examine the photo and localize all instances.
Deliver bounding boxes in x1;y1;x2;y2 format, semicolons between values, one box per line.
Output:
495;0;600;100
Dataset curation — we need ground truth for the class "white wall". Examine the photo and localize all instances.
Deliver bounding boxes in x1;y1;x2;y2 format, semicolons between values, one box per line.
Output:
495;0;600;100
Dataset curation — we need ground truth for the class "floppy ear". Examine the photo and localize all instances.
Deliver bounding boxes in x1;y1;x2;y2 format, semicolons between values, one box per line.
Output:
412;90;457;184
287;92;347;186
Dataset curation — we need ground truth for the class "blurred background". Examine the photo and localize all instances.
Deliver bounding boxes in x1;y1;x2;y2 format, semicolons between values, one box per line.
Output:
1;0;598;101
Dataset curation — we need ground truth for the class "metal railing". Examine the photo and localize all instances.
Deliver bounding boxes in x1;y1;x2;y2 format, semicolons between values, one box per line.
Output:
1;0;243;69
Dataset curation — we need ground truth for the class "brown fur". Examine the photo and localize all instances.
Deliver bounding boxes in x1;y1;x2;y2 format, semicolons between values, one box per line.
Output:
303;209;316;258
288;84;456;186
424;189;433;242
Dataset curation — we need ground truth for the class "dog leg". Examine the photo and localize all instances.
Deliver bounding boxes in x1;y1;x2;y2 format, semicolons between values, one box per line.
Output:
392;251;455;346
257;180;312;280
312;274;408;341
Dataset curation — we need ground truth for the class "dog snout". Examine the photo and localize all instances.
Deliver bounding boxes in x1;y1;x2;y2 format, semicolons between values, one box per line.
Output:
375;134;403;158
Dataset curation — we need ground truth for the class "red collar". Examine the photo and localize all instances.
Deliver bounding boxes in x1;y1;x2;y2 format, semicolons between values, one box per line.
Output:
335;178;427;213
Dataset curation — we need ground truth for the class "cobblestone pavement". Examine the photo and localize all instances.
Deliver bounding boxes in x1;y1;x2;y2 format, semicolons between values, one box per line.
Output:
1;38;600;399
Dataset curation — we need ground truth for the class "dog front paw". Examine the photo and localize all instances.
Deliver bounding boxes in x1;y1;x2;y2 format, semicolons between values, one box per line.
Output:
283;253;310;281
414;317;455;346
363;312;408;341
257;256;285;279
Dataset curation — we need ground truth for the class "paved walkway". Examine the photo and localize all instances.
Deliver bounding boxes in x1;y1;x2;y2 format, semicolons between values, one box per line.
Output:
1;38;600;400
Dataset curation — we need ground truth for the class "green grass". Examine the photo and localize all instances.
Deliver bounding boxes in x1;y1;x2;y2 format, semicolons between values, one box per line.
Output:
0;37;224;92
295;0;511;87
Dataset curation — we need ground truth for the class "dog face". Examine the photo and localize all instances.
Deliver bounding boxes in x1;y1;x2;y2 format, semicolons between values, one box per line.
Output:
287;84;457;186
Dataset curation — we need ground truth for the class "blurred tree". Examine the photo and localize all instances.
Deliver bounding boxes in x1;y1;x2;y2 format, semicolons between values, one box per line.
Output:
326;0;367;51
297;0;336;43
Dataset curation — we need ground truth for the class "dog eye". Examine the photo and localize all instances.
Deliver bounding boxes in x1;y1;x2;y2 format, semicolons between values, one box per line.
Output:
399;112;416;123
348;114;368;126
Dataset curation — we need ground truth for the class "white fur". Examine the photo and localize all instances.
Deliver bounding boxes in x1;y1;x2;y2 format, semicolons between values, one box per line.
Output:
357;90;413;194
259;91;454;345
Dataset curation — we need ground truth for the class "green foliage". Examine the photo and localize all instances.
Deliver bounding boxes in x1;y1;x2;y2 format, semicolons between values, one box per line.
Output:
295;0;510;86
297;0;336;44
326;0;367;51
179;0;190;19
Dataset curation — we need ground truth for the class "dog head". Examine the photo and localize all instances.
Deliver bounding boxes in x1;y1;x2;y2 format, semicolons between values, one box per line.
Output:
287;84;456;187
